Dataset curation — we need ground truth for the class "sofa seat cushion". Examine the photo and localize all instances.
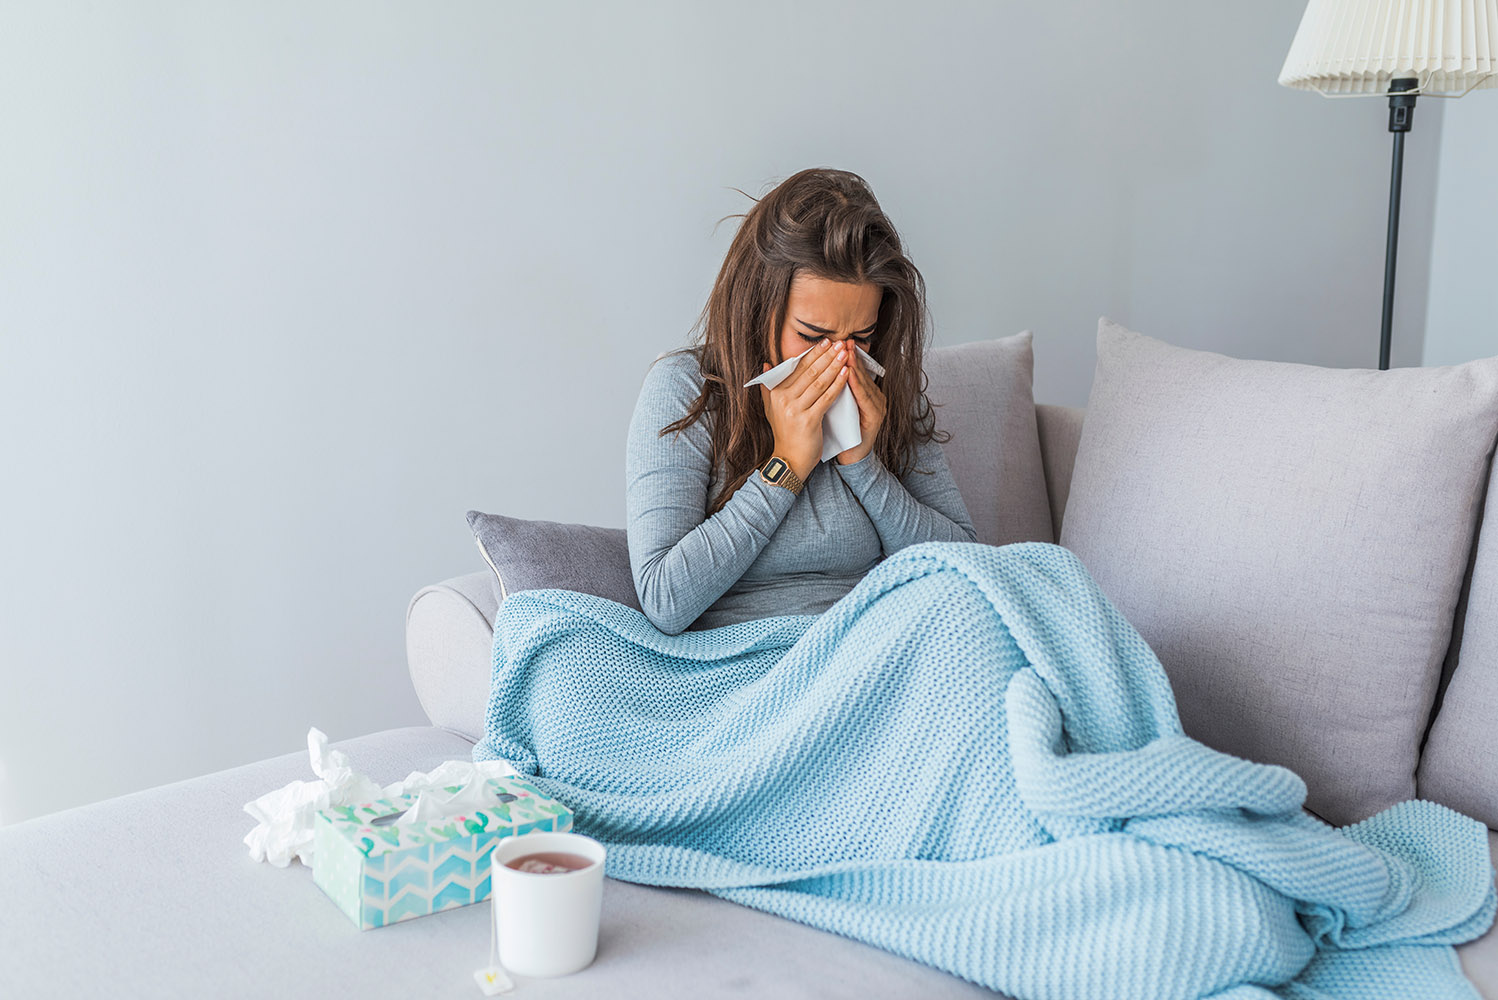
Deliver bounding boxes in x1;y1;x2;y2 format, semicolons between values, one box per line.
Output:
0;727;1007;1000
1459;827;1498;998
1058;318;1498;827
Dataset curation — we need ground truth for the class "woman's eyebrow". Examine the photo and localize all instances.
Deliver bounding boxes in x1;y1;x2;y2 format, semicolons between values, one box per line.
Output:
796;319;878;335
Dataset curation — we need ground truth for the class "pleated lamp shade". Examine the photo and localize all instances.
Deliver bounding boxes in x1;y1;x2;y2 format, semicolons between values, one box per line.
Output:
1279;0;1498;95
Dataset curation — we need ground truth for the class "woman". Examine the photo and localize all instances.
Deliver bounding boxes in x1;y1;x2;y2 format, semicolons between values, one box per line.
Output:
626;167;978;635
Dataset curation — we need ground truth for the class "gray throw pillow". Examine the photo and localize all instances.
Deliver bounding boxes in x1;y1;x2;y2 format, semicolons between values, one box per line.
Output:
465;510;642;611
1418;454;1498;829
1058;318;1498;826
925;332;1054;546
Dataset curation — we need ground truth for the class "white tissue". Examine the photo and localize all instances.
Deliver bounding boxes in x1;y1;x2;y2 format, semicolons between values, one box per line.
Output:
242;727;520;868
393;773;502;829
744;344;885;463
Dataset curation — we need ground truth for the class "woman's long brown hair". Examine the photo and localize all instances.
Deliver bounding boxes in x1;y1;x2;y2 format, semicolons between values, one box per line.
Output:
661;167;947;515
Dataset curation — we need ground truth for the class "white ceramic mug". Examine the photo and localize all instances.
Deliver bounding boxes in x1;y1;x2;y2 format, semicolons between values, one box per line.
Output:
489;831;606;977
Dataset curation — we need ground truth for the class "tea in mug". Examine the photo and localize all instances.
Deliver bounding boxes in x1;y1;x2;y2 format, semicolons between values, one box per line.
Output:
504;851;594;875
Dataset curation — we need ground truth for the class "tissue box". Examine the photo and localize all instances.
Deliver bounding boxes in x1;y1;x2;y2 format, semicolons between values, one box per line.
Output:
311;776;573;929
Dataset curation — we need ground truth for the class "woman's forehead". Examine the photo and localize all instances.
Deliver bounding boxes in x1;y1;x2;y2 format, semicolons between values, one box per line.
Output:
787;274;881;325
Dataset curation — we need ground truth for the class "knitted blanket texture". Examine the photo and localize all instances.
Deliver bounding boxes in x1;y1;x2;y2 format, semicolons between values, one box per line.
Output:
473;541;1496;999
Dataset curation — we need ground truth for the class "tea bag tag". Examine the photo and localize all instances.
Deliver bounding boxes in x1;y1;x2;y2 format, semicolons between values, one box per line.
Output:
473;966;514;996
475;873;515;995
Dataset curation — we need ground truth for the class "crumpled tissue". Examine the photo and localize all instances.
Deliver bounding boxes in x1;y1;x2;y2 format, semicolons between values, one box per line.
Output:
744;344;886;463
243;727;519;868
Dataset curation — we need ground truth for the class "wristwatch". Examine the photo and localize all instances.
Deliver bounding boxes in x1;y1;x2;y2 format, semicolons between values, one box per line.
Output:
759;456;805;496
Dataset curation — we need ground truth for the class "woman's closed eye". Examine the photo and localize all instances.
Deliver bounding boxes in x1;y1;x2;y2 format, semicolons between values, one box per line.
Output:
799;331;872;347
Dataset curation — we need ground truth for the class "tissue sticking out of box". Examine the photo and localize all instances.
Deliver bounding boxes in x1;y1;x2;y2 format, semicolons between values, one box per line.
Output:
242;727;520;868
393;773;503;829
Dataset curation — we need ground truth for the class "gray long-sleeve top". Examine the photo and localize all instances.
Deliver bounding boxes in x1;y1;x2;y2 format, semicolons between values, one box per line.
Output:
625;350;978;634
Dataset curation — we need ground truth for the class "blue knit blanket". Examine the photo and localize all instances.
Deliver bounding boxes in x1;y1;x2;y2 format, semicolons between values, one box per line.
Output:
473;541;1496;999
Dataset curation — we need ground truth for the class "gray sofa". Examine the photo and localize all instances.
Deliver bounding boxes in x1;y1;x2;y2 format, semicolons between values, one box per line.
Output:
3;335;1495;999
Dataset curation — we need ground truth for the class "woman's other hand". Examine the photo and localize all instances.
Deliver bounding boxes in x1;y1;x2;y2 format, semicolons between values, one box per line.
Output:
759;338;849;481
835;350;887;467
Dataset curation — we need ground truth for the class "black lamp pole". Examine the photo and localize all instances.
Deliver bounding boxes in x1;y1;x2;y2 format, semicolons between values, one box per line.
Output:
1379;77;1419;371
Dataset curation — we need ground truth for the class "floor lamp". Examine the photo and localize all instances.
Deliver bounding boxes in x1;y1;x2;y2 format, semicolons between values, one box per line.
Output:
1278;0;1497;370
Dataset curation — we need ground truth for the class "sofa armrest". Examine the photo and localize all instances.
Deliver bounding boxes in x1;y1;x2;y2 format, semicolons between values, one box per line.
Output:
405;570;498;741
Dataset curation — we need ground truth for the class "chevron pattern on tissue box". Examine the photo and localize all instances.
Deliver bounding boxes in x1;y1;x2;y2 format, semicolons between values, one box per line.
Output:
311;776;573;929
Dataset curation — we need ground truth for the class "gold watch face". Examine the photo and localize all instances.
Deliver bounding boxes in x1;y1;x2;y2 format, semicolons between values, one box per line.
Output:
762;457;788;482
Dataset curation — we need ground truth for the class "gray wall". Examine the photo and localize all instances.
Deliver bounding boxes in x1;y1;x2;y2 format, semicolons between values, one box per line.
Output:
1423;93;1498;367
0;1;1443;825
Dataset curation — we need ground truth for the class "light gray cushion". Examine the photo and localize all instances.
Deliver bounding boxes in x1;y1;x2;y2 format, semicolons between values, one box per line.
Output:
1419;453;1498;829
1059;318;1498;827
0;727;1009;1000
924;332;1054;545
466;511;642;610
1460;828;1498;999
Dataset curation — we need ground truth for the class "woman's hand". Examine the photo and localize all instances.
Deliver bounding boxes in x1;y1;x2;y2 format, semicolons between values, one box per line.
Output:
835;350;887;466
759;338;849;481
